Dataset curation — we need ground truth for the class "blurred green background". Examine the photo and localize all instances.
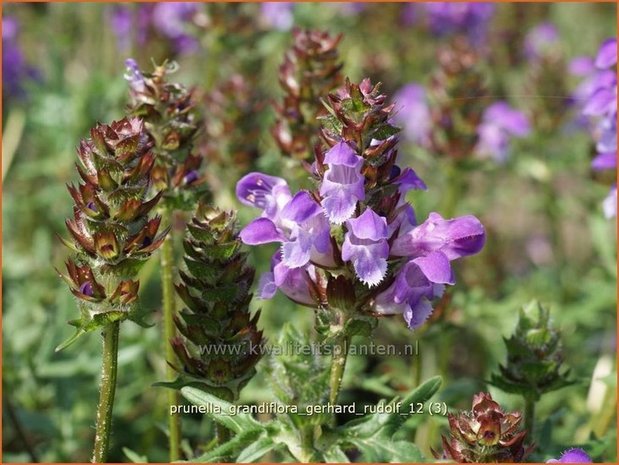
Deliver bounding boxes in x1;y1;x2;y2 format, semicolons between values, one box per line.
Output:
2;2;616;463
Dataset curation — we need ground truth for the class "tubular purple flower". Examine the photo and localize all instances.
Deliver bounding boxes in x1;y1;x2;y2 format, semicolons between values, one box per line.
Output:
124;59;147;94
595;38;617;69
319;141;365;224
239;190;334;269
374;259;446;329
342;208;390;287
422;2;495;46
391;212;486;260
547;448;592;463
258;252;318;307
236;172;291;220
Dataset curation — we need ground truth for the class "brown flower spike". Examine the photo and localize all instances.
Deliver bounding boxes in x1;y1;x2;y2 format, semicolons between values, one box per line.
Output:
433;392;532;463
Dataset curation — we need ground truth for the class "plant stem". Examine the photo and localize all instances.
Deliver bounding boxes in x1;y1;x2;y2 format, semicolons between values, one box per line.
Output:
329;331;351;405
92;321;120;463
524;396;536;439
215;423;230;445
161;207;181;462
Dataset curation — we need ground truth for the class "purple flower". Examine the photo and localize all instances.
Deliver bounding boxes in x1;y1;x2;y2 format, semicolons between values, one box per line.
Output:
261;2;294;31
319;141;365;224
475;102;531;162
109;3;199;55
524;23;560;60
237;174;334;269
393;83;431;145
579;37;617;217
2;16;38;100
342;208;390;286
391;212;486;260
124;58;147;94
422;2;495;46
152;3;199;53
547;448;592;463
374;258;447;328
258;252;317;307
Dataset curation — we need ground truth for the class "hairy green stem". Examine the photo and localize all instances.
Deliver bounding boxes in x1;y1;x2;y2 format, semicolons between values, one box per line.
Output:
161;207;181;462
329;332;351;405
92;321;120;463
524;396;536;439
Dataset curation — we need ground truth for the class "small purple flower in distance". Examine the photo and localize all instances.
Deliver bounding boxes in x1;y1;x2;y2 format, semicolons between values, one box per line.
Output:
319;141;365;224
524;22;560;60
152;3;199;54
393;83;431;146
476;102;531;162
422;2;495;45
547;448;592;463
400;3;418;26
261;2;294;31
3;16;38;100
342;208;390;286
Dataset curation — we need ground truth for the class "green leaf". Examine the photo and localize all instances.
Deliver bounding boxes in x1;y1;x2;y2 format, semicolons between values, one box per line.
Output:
189;430;262;463
122;447;148;463
180;386;264;434
348;437;424;463
236;435;281;463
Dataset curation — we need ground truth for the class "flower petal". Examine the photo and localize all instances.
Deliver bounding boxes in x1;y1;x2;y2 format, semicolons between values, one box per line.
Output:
413;251;455;285
239;218;284;245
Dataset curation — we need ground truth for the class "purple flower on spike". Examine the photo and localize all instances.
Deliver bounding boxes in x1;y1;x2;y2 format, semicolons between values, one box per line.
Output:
236;172;291;220
239;185;334;270
258;252;318;307
391;212;485;260
476;102;531;162
578;37;617;217
320;141;365;224
342;208;390;286
374;258;448;328
547;448;592;463
3;16;38;100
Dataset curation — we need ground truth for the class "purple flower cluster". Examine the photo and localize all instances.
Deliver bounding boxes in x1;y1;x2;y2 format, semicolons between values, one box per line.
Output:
109;3;200;55
420;2;495;45
393;83;530;162
236;142;485;329
547;448;592;463
2;16;38;100
578;38;617;218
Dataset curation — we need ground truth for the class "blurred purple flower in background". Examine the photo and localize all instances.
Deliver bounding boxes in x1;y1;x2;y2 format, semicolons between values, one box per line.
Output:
3;16;38;100
421;2;495;45
475;102;531;162
261;2;294;31
524;22;560;61
547;448;592;463
109;3;199;54
579;37;617;218
393;83;431;146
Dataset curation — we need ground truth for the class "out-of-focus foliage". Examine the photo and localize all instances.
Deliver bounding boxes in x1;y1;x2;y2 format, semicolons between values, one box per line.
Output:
2;2;616;463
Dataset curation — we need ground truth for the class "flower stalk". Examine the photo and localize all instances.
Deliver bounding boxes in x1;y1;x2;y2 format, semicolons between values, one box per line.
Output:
92;321;120;463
